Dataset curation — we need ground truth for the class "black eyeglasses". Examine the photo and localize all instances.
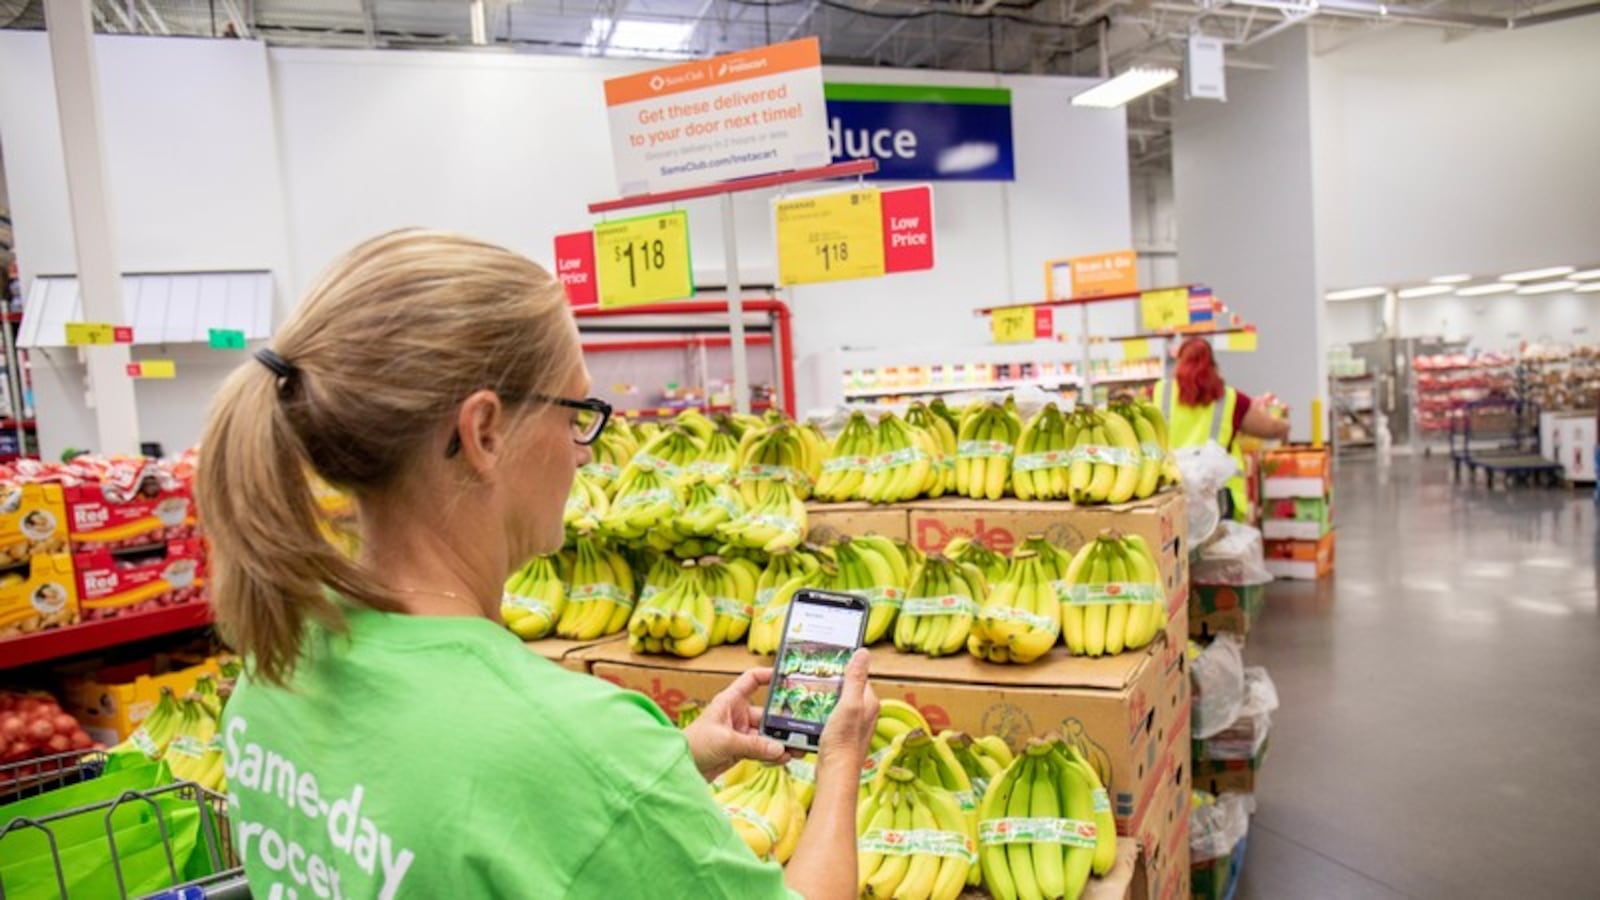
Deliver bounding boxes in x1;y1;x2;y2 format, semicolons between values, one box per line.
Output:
445;394;612;457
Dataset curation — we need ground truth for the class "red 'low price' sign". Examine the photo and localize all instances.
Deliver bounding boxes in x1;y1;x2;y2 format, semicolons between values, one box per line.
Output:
554;231;598;309
881;185;934;274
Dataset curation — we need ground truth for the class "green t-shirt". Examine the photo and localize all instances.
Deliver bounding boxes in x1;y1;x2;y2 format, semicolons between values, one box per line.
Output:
223;608;797;899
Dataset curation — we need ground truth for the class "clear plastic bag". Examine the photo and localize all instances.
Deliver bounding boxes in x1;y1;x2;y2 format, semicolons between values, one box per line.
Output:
1191;791;1254;863
1198;667;1279;759
1192;521;1274;587
1191;633;1247;740
1175;442;1239;545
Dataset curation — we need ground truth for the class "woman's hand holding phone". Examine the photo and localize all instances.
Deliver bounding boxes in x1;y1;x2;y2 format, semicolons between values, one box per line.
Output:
817;648;878;771
784;648;877;899
685;668;790;781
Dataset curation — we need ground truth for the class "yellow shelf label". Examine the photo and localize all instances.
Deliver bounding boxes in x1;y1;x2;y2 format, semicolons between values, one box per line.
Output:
991;306;1036;344
1224;330;1258;352
1120;338;1151;361
127;360;177;379
775;188;886;286
65;323;132;346
595;210;694;309
1139;288;1189;332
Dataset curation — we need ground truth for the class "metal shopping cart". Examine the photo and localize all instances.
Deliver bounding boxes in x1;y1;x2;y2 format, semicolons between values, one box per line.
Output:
0;750;248;899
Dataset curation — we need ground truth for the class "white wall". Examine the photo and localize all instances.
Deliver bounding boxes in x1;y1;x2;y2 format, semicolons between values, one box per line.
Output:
0;34;291;458
1174;28;1322;434
1310;16;1600;290
1131;170;1180;289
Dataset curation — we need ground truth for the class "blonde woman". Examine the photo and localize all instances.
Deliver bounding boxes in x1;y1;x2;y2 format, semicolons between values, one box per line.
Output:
199;230;877;899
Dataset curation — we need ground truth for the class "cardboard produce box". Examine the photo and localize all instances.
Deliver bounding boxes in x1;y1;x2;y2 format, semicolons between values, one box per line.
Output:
1188;584;1267;640
61;656;224;744
1192;740;1268;796
65;481;198;553
806;501;910;543
1263;532;1335;580
73;538;207;622
580;636;1190;862
1261;446;1331;500
0;552;79;639
526;633;625;673
1261;495;1332;542
0;483;70;565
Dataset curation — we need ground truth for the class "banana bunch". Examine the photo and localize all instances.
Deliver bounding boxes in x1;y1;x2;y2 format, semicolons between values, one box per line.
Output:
714;756;818;812
108;687;181;762
718;482;807;553
862;412;941;504
502;554;567;640
698;555;761;646
1059;532;1167;658
737;420;821;505
955;403;1022;500
939;731;1015;800
165;693;225;792
580;416;640;496
824;535;911;645
977;738;1116;900
628;558;714;657
747;574;806;655
813;412;874;503
895;555;983;657
1012;403;1076;501
713;762;809;863
563;471;609;536
192;674;224;721
906;402;958;498
868;699;934;776
968;550;1063;665
599;466;685;541
1064;407;1146;505
857;766;977;900
942;536;1008;588
645;475;744;556
684;424;743;485
673;408;717;443
877;728;986;888
556;536;635;641
677;702;703;729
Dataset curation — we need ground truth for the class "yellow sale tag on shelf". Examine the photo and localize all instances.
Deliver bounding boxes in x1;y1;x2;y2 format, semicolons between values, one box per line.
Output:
65;323;132;346
1225;330;1258;352
594;210;694;309
1121;338;1152;361
991;306;1035;344
774;188;886;286
126;359;177;379
1140;288;1190;332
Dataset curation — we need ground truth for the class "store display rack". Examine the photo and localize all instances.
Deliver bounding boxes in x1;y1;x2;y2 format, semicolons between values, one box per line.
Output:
1329;373;1377;450
1411;351;1517;439
1519;343;1600;412
0;603;213;672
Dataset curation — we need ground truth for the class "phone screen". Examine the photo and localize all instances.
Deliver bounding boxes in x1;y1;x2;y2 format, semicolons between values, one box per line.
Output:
762;590;868;751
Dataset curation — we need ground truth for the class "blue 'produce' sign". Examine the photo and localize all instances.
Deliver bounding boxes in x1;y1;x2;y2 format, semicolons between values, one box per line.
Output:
824;83;1015;182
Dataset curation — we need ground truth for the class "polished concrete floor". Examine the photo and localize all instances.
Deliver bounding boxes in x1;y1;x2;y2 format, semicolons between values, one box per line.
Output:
1236;456;1600;899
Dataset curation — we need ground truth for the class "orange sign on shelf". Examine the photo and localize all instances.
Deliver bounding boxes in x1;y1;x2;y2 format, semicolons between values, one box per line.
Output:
1067;250;1138;298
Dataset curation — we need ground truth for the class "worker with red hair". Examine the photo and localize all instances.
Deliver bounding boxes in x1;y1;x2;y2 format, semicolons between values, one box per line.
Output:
1153;337;1290;520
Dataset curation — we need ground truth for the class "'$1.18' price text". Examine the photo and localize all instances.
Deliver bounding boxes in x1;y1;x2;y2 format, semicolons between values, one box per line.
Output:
613;239;667;288
816;241;849;271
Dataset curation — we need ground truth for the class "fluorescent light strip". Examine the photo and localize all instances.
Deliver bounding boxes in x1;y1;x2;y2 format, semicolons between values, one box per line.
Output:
1569;268;1600;281
1397;285;1455;299
1577;282;1600;293
1324;287;1388;301
1456;282;1517;297
1071;68;1180;108
1429;274;1473;285
1501;265;1575;282
1516;280;1578;295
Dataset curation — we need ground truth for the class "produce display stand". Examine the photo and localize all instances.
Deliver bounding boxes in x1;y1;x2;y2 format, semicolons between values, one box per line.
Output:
575;296;796;417
0;603;213;672
587;159;877;416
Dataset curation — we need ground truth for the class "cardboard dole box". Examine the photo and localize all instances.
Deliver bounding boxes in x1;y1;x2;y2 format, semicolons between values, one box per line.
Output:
578;636;1190;880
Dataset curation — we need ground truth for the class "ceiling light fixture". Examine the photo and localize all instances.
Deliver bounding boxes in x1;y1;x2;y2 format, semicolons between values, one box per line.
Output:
1456;282;1517;297
1324;287;1388;301
1501;265;1575;282
1576;282;1600;293
1516;281;1578;295
1071;68;1180;108
1429;274;1473;285
1397;285;1454;299
1569;268;1600;281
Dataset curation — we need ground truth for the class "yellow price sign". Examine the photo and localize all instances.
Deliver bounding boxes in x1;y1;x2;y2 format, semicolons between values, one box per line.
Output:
774;188;885;286
1224;330;1258;352
1120;338;1152;361
594;210;694;309
126;360;177;379
65;322;132;346
1140;288;1190;332
991;306;1035;344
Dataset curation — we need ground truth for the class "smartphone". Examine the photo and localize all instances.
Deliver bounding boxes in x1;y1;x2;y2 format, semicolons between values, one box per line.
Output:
760;589;870;753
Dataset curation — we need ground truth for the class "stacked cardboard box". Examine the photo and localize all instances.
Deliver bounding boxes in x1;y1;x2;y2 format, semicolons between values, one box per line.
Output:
0;483;78;638
1260;447;1334;580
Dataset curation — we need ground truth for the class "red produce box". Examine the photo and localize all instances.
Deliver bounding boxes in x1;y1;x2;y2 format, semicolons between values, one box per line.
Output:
73;539;207;622
65;482;197;553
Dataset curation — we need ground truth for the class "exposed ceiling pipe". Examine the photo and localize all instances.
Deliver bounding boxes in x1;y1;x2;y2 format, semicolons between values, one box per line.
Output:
1513;2;1600;27
1229;0;1501;29
1240;8;1315;46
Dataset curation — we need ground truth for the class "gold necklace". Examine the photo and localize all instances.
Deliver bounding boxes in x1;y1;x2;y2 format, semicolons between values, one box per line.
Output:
389;586;470;603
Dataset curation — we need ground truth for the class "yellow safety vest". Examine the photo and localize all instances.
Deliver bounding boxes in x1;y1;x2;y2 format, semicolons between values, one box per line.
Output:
1155;379;1251;522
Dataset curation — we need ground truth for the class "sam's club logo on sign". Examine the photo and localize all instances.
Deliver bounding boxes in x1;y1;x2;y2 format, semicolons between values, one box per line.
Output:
824;83;1015;181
